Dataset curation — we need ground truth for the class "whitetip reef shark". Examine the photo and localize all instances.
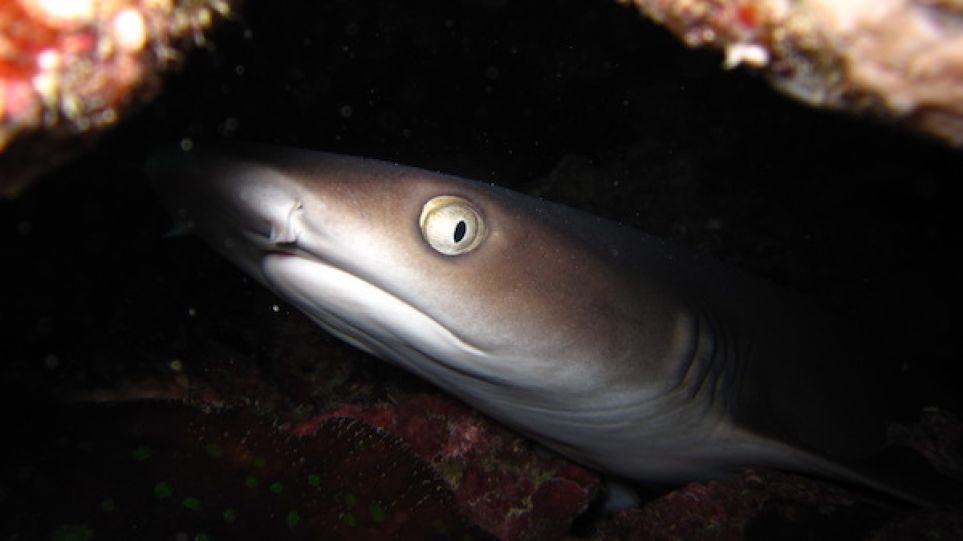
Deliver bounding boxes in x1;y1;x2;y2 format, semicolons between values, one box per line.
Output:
149;142;929;504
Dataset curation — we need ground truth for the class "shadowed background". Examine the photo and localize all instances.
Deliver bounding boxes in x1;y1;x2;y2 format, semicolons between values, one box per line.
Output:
1;0;962;539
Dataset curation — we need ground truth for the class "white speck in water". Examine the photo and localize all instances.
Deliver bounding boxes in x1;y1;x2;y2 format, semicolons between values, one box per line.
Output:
188;307;197;317
271;304;280;313
179;138;193;151
339;105;353;118
221;116;239;135
43;353;59;370
170;359;184;372
235;64;246;75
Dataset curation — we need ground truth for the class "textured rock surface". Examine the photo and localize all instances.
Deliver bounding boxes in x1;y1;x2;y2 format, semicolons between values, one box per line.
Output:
290;394;601;540
619;0;963;146
592;468;963;541
0;0;232;197
0;401;494;540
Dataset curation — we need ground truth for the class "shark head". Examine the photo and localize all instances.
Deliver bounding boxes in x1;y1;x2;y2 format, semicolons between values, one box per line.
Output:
148;144;688;417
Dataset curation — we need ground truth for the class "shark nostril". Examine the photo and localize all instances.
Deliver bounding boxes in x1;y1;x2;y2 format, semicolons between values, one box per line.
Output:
269;201;304;244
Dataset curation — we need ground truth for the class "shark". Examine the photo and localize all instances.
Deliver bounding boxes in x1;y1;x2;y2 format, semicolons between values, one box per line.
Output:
149;142;923;503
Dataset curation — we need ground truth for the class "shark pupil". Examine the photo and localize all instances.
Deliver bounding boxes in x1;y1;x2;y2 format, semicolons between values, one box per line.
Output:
454;220;467;243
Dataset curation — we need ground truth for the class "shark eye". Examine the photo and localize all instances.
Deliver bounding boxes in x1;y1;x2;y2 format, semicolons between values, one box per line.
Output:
419;195;486;255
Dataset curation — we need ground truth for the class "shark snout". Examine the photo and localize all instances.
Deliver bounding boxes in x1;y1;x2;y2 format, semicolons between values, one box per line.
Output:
148;144;305;246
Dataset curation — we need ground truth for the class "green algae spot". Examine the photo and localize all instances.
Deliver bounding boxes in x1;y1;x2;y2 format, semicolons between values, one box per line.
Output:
269;482;284;494
205;443;224;458
344;494;357;508
100;498;115;512
183;497;202;511
131;446;152;461
307;473;320;487
253;456;266;468
244;475;258;489
154;482;174;499
368;503;387;523
223;509;238;524
194;534;210;541
286;511;301;529
341;513;356;527
49;524;95;541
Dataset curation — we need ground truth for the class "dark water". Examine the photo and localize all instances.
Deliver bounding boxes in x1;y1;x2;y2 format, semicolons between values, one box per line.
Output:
2;0;962;539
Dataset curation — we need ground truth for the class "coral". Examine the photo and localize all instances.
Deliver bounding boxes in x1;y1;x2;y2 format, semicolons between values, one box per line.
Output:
618;0;963;146
289;392;602;541
0;0;232;197
887;406;963;480
0;400;494;540
592;468;963;541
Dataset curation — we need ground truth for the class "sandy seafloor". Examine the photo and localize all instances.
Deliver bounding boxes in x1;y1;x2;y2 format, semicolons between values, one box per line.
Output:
2;1;963;539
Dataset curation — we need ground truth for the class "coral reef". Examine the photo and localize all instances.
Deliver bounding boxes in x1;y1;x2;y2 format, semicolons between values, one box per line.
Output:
1;400;494;540
888;407;963;480
619;0;963;146
592;468;963;541
290;393;601;541
0;0;231;197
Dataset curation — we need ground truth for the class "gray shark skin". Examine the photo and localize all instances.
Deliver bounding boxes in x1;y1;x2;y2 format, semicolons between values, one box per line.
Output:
149;143;912;501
